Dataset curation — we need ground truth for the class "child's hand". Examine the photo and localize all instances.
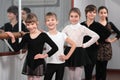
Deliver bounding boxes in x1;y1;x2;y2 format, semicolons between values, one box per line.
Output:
0;30;4;33
20;31;26;36
34;54;48;59
105;38;115;43
5;32;15;43
59;55;68;61
105;38;111;43
34;54;44;59
96;41;99;45
82;44;85;48
105;37;117;43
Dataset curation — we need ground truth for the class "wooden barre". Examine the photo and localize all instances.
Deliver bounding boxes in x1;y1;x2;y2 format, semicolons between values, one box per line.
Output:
0;49;27;56
0;32;28;39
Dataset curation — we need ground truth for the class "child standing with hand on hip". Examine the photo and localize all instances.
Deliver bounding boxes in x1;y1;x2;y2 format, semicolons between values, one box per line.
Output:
81;4;110;80
96;6;120;80
62;8;100;80
44;12;76;80
6;13;58;80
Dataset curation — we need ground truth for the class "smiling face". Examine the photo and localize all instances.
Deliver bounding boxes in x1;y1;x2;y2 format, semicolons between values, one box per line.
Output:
69;8;81;25
45;13;58;30
22;7;31;21
25;13;39;33
25;22;38;33
98;6;108;21
45;16;58;30
98;8;108;20
86;10;96;20
22;10;27;21
85;5;97;20
69;11;80;25
7;12;17;21
7;6;18;21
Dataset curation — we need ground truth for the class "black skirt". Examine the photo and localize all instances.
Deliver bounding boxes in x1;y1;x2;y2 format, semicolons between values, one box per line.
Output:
22;58;46;76
64;47;91;67
86;47;98;64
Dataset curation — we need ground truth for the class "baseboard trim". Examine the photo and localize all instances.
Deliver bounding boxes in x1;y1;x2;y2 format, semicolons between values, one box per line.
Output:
107;69;120;73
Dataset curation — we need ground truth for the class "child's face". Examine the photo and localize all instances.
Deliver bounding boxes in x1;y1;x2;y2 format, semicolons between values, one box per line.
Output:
86;10;96;20
45;16;58;30
22;10;27;21
98;8;108;20
7;12;17;21
69;12;80;25
25;22;38;33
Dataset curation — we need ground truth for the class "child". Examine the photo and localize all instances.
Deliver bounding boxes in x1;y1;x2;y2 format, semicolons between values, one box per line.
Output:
22;7;31;24
81;4;110;80
81;4;99;80
62;7;99;80
43;12;76;80
6;13;58;80
96;6;120;80
0;5;28;51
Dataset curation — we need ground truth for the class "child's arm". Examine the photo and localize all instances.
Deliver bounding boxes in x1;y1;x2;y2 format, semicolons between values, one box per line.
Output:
82;27;100;48
105;37;118;43
44;33;58;57
34;33;58;59
59;37;76;61
5;32;15;43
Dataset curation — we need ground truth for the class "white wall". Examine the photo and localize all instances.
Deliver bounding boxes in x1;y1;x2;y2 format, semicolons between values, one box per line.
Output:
74;0;120;69
105;0;120;69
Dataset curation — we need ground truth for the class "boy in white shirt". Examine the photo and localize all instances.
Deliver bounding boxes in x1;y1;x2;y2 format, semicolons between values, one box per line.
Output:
44;12;76;80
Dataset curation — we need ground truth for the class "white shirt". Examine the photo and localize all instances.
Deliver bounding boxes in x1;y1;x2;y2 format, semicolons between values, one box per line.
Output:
45;31;67;64
62;23;99;48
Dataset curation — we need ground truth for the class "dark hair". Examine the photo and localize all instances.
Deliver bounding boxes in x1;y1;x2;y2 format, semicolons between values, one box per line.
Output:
45;12;57;21
98;6;108;21
85;4;97;15
22;7;31;13
25;13;38;23
7;5;18;15
69;7;81;17
98;6;108;13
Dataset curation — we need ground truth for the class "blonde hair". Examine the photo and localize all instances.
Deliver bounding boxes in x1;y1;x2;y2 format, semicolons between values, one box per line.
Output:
25;13;38;23
45;12;57;21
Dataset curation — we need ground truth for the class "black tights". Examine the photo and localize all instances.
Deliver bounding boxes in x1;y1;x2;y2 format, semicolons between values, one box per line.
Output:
96;60;108;80
84;64;95;80
44;64;65;80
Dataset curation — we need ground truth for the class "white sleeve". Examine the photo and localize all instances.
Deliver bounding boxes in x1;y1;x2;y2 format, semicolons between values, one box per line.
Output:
82;26;100;48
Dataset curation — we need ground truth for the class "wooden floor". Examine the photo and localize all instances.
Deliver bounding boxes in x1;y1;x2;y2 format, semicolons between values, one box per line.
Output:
84;69;120;80
106;69;120;80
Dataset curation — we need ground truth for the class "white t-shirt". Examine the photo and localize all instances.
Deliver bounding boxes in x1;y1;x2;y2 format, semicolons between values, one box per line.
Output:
45;31;67;64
